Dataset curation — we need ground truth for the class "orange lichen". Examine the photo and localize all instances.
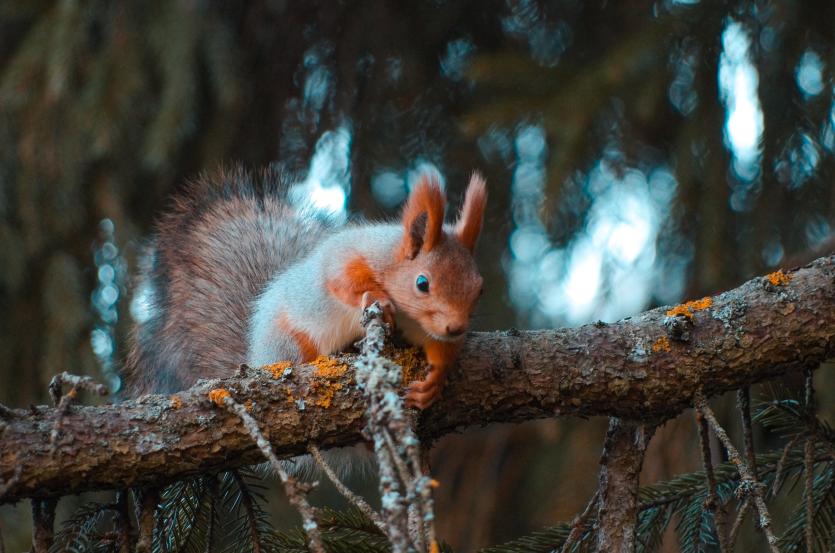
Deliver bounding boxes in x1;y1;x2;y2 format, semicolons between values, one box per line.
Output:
651;336;671;353
429;478;441;489
244;399;253;412
208;388;231;407
169;395;183;410
766;270;791;286
387;346;425;384
429;540;440;553
311;355;348;378
313;382;343;409
264;361;293;379
666;297;713;319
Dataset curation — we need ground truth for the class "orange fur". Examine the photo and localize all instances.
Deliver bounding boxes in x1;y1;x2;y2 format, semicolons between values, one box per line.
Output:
454;172;487;252
399;174;445;259
326;256;384;306
276;314;318;362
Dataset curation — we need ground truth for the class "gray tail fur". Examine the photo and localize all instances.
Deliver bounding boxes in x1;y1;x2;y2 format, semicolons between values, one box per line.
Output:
122;165;330;397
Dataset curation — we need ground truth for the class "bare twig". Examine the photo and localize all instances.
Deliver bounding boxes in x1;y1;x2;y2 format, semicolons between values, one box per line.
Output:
210;390;324;553
803;368;815;553
729;498;751;547
771;434;801;498
696;410;730;553
560;491;599;553
205;476;217;553
804;438;814;553
694;393;780;553
48;372;108;405
135;487;159;553
355;302;437;553
737;388;758;478
308;444;386;533
47;372;109;454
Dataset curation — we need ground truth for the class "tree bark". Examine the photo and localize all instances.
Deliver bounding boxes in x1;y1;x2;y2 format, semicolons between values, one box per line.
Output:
0;256;833;503
595;419;654;553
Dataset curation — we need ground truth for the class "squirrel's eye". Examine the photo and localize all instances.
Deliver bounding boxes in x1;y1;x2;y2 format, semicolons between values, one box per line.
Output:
416;274;430;293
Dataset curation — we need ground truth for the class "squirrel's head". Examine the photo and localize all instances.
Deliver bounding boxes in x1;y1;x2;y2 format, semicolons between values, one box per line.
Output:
386;172;487;342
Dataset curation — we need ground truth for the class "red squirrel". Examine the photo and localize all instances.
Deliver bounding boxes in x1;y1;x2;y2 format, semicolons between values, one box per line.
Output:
123;166;486;409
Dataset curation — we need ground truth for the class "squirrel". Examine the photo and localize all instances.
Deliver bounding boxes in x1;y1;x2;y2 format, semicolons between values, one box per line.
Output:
123;165;486;409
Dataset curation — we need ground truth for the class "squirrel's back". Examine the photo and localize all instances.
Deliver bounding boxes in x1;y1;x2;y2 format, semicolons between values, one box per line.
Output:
122;166;330;397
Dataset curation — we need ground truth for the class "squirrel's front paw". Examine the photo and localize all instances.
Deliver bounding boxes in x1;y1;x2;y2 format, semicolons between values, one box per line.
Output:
361;291;396;330
405;369;446;410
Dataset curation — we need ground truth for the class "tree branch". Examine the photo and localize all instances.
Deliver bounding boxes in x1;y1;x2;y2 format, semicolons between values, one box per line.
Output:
594;418;654;552
1;256;833;503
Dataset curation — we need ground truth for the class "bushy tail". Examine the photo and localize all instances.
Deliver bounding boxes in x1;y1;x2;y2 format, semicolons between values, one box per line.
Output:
122;166;330;396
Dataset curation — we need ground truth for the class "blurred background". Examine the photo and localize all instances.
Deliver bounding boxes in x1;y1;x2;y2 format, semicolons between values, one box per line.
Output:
1;0;834;550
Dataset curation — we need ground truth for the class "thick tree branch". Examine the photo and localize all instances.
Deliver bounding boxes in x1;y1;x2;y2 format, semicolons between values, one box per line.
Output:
1;256;833;503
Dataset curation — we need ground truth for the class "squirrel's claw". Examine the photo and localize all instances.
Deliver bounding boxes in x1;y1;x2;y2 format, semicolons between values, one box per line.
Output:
405;383;442;409
405;367;446;409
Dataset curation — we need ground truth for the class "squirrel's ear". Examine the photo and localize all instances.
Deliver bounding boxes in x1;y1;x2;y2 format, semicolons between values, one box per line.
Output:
400;174;445;259
454;172;487;252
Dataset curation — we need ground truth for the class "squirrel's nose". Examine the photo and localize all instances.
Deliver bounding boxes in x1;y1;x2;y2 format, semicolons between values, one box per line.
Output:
446;324;466;337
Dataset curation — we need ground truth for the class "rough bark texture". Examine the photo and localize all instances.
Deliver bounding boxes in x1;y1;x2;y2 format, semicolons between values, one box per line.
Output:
594;419;654;552
1;256;833;503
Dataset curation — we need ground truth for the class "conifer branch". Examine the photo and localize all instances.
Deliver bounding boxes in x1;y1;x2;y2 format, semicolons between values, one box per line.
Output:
1;256;833;503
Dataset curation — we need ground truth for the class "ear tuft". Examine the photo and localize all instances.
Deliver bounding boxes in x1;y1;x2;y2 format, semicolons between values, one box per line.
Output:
454;172;487;252
400;174;445;259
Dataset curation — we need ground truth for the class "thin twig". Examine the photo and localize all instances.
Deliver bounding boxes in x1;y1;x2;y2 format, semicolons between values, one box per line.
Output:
729;498;751;547
737;388;758;478
308;444;386;533
695;393;780;553
803;368;815;553
696;410;730;553
804;438;814;553
48;372;108;404
210;391;324;553
356;303;440;551
135;487;159;553
560;491;599;553
47;372;108;454
771;434;801;498
353;301;438;553
205;476;218;553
